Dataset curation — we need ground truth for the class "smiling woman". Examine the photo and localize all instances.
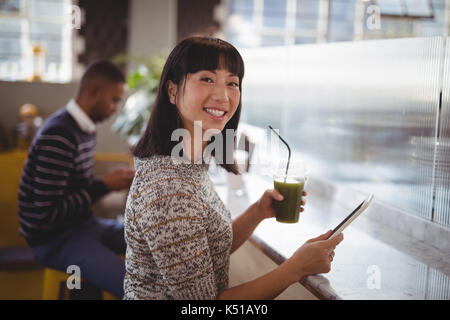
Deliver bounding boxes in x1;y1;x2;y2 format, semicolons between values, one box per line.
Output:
133;36;245;173
124;37;343;300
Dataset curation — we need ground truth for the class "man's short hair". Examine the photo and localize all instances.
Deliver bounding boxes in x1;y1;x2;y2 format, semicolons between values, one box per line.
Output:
78;60;126;94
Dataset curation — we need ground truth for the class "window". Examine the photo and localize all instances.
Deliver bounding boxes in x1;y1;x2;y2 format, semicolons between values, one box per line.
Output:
0;0;73;82
226;0;447;47
328;0;355;42
376;0;434;18
0;0;20;12
363;0;444;39
226;0;321;47
263;0;286;29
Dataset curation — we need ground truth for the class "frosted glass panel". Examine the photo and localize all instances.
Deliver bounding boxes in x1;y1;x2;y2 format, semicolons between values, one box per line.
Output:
434;37;450;227
241;37;443;220
240;46;289;130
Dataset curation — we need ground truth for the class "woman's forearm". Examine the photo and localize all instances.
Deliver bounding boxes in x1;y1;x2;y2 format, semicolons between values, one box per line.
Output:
230;202;262;254
217;260;301;300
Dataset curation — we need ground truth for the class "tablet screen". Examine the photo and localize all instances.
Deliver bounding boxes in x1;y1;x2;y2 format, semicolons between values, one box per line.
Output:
327;194;373;239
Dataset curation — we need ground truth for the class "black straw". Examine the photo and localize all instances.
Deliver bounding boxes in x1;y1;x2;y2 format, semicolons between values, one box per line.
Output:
268;125;291;182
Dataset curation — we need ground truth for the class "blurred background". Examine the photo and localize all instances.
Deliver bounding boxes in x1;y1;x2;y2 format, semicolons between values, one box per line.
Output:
0;0;449;299
0;0;449;233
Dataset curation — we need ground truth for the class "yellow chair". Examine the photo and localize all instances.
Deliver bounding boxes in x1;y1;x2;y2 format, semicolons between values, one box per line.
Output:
0;247;44;300
0;151;41;300
0;150;28;247
94;152;133;166
0;150;130;300
42;268;119;300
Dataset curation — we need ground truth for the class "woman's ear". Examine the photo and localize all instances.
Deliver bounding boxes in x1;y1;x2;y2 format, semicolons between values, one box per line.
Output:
167;80;177;105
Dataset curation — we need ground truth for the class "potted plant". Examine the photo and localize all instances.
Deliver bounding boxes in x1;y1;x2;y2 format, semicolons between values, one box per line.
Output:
111;54;166;146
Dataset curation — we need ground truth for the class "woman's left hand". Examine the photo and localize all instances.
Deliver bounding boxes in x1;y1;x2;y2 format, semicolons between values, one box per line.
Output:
255;189;307;221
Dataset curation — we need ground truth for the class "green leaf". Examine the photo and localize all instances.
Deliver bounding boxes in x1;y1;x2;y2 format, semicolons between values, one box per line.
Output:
127;72;144;89
110;53;168;144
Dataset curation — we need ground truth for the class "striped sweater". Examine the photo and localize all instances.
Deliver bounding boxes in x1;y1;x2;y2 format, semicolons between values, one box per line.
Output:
18;107;109;247
123;155;233;300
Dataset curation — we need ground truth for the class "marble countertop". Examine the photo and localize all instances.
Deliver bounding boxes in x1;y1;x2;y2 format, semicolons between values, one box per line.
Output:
213;172;450;300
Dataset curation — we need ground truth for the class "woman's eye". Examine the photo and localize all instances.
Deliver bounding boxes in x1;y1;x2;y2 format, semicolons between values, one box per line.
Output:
229;82;239;87
201;77;213;83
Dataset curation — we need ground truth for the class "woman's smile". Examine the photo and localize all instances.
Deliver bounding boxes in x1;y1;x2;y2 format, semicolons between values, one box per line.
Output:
203;107;228;120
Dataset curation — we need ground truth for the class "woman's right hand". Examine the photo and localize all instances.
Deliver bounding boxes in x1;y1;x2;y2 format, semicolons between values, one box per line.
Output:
284;230;344;282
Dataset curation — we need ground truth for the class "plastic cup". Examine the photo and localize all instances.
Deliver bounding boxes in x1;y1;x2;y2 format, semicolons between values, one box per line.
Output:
272;160;307;223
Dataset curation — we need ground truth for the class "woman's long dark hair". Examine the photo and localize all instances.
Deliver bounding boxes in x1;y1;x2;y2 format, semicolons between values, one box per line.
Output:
133;37;245;174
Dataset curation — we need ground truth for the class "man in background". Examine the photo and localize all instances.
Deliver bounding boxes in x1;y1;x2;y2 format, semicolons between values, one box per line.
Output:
18;61;134;298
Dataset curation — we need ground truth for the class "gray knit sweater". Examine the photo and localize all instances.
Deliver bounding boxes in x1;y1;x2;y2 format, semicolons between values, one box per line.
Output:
123;155;233;300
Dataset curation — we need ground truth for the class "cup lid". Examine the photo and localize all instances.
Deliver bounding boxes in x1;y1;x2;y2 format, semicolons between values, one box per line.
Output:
272;159;307;178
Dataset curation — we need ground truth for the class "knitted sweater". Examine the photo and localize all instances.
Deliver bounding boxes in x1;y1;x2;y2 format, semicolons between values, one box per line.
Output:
123;155;233;300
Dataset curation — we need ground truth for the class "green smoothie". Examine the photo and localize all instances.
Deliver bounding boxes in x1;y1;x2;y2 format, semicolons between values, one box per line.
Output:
273;179;305;223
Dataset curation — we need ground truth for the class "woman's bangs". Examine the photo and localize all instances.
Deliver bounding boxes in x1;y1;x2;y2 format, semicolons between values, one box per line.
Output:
185;41;244;79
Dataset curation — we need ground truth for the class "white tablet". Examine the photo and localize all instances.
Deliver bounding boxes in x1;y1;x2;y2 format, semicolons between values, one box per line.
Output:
327;194;374;240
